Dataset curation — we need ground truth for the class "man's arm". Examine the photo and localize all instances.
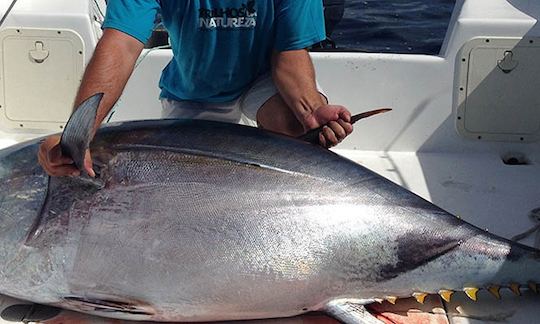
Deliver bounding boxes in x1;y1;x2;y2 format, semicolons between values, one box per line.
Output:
271;49;352;147
76;29;144;131
38;29;144;177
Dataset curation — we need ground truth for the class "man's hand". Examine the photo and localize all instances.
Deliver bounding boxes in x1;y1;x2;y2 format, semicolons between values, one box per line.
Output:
270;49;354;148
302;104;353;148
38;135;95;177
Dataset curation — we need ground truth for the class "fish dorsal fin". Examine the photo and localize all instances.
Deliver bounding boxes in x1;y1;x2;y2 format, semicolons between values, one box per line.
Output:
325;299;383;324
60;93;103;172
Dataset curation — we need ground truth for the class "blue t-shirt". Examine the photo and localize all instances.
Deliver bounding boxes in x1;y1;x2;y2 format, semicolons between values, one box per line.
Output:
102;0;326;103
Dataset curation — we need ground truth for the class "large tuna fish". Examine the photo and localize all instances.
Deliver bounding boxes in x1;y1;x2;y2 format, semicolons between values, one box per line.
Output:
0;94;538;323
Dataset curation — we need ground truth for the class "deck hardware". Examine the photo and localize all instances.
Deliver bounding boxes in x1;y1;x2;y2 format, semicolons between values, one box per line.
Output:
506;157;520;165
502;153;529;166
29;41;49;63
497;51;518;73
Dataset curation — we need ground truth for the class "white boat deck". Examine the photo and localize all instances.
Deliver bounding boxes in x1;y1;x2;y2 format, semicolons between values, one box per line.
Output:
342;150;540;247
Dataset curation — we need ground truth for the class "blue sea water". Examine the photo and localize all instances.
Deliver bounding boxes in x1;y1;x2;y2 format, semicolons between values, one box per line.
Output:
328;0;457;55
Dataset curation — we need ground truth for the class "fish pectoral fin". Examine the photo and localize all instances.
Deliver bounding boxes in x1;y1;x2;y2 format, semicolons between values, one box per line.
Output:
60;93;104;173
325;299;384;324
64;296;154;316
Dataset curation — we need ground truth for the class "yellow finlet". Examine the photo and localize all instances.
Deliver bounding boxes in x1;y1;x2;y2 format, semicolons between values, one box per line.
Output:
529;282;538;294
463;287;479;301
488;285;501;299
412;292;428;304
438;290;454;302
509;283;521;296
386;296;398;304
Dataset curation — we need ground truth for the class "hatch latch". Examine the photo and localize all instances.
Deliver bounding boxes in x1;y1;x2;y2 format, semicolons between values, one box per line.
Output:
29;41;49;63
497;50;518;73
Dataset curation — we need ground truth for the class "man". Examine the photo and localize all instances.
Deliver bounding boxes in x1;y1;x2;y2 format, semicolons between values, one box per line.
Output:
38;0;353;177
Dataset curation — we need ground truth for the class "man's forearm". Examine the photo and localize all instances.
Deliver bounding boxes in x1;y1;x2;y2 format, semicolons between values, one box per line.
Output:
74;29;144;133
271;49;326;129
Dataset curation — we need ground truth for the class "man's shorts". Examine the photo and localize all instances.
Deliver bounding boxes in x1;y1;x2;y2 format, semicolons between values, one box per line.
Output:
161;73;326;124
